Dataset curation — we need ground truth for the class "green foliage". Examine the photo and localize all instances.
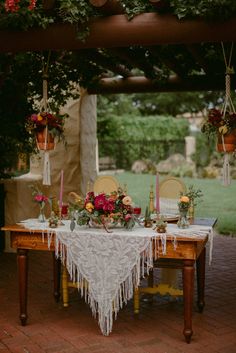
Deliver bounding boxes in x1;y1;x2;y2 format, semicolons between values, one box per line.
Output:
170;0;236;20
192;132;215;171
97;114;189;169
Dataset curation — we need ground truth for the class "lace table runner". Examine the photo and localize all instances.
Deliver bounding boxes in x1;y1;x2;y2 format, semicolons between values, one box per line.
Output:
19;219;213;335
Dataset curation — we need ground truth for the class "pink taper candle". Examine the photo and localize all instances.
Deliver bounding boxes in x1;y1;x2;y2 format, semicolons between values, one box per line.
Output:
156;173;160;213
59;170;64;209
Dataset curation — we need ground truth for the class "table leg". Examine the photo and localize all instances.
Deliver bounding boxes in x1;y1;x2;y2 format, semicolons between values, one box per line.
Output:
182;259;195;343
52;252;61;302
17;248;28;326
196;247;206;313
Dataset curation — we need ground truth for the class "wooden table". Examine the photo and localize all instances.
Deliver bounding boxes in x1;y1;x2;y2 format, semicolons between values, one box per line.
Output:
2;218;216;343
2;224;61;326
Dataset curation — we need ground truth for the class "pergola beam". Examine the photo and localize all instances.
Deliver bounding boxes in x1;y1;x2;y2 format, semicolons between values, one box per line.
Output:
87;75;232;94
1;13;236;52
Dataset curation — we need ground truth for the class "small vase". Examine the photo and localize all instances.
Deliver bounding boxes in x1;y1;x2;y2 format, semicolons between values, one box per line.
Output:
38;205;46;223
177;209;189;229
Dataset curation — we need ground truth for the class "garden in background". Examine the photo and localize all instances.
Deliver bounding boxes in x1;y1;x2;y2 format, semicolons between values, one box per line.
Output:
115;172;236;236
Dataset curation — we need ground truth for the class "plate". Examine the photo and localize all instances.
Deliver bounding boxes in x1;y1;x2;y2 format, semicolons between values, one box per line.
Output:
93;175;119;195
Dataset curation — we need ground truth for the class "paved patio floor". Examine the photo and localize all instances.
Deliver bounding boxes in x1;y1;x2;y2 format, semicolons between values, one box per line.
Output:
0;233;236;353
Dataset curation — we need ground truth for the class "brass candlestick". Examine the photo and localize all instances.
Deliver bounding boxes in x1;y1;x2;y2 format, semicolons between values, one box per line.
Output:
149;184;154;214
58;207;64;226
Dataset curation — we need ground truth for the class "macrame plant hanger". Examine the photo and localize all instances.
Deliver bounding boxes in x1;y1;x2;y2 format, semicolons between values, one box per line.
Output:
41;52;53;186
220;42;235;186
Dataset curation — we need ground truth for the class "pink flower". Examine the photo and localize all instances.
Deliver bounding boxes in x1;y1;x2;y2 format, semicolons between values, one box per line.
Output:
103;201;115;212
34;194;48;203
122;196;132;206
124;214;132;222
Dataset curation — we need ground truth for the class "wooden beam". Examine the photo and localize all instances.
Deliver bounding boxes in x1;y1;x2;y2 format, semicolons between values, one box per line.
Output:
87;75;230;94
187;45;209;74
148;46;185;77
80;49;132;77
1;13;236;52
108;48;158;78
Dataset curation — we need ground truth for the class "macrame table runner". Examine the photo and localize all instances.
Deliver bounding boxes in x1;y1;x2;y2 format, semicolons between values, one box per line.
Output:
19;219;213;336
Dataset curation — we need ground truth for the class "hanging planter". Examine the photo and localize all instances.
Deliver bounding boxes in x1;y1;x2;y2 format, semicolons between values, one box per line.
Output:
201;43;236;186
36;128;55;151
217;129;236;153
26;111;65;149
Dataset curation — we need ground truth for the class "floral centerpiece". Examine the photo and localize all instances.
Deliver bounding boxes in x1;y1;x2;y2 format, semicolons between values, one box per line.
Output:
201;108;236;139
74;188;136;231
177;195;190;229
178;195;190;211
181;185;203;219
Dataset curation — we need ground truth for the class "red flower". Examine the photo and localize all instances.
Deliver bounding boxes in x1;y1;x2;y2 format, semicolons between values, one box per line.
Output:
94;194;107;210
103;200;115;213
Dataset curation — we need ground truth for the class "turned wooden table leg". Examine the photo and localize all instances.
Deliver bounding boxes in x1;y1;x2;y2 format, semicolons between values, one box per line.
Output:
196;247;206;313
52;252;61;302
17;248;28;326
182;259;195;343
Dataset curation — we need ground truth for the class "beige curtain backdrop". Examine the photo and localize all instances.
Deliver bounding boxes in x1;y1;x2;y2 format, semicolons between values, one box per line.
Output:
3;89;98;250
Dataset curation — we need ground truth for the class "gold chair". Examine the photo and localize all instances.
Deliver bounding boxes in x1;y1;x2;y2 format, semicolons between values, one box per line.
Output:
62;175;119;307
134;176;186;314
93;175;119;194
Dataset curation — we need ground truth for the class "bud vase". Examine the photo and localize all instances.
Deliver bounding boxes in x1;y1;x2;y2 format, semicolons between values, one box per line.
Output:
177;209;189;229
38;205;46;222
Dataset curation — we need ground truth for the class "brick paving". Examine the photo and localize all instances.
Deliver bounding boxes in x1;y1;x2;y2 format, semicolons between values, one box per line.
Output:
0;233;236;353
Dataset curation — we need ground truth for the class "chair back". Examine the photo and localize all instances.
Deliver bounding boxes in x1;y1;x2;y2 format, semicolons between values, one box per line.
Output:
159;177;186;215
93;175;119;195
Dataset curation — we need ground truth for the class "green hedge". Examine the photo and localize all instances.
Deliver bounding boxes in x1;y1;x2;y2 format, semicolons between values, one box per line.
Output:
97;114;189;169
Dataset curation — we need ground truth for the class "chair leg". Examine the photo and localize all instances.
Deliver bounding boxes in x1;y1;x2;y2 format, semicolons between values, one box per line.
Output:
62;265;69;307
134;287;140;315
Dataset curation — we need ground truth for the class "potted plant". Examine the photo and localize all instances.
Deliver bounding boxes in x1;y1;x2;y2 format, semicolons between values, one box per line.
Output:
201;108;236;152
25;111;66;151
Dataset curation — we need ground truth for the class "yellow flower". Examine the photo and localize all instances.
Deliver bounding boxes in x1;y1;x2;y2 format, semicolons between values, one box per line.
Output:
219;125;228;134
85;202;94;213
122;196;132;206
37;114;43;121
180;196;189;203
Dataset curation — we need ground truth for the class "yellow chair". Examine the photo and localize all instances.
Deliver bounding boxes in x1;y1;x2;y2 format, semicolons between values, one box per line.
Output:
93;175;119;194
134;176;186;314
62;175;119;307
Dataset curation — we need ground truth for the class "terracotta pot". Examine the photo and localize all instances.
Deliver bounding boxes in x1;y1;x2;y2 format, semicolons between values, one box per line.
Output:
217;130;236;152
36;129;55;151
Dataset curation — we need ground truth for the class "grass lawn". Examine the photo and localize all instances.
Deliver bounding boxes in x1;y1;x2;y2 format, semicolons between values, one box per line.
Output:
114;172;236;235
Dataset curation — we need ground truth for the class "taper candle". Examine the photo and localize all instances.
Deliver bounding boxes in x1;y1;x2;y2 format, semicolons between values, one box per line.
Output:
156;173;160;213
59;170;64;209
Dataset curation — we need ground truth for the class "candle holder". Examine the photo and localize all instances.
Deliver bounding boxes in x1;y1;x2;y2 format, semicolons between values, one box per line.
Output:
149;184;154;213
58;207;65;226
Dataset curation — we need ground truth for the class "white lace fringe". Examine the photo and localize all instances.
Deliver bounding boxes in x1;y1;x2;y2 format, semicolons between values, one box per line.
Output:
43;151;51;185
55;235;153;336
